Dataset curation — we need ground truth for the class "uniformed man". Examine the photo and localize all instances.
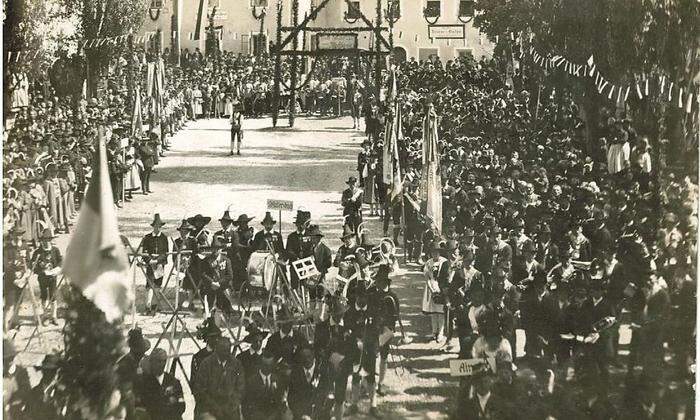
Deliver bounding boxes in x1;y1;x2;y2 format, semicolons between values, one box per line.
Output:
141;213;169;315
341;176;363;232
213;210;247;292
200;237;234;316
173;219;197;311
31;228;62;325
230;102;243;156
313;297;352;420
344;288;381;418
234;214;255;265
370;265;399;397
252;212;284;254
193;337;245;420
286;210;313;290
306;224;332;309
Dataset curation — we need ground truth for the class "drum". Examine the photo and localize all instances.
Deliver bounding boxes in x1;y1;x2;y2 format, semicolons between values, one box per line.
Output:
247;251;276;291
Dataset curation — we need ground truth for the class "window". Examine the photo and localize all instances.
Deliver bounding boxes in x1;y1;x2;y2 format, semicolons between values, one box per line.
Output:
459;0;475;17
251;0;268;6
425;1;440;17
149;0;163;8
457;49;474;59
346;1;361;19
418;48;439;63
252;33;268;56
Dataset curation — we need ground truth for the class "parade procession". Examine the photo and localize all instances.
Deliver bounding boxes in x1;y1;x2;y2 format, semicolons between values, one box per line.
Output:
2;0;700;419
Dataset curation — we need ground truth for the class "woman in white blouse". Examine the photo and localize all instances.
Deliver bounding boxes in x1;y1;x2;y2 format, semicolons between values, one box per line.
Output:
422;243;450;342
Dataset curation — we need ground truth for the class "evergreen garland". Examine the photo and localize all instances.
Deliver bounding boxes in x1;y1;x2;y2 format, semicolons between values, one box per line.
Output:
49;286;128;419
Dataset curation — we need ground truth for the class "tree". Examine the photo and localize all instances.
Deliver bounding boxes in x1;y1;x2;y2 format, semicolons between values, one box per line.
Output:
474;0;699;165
57;0;150;97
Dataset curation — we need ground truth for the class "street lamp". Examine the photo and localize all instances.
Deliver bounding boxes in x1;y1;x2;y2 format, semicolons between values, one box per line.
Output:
385;0;401;24
457;0;475;23
250;0;268;19
423;1;440;24
344;1;360;24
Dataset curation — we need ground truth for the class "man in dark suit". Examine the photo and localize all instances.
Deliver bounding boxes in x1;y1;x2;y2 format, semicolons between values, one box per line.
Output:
288;344;325;420
138;137;156;194
309;224;332;308
193;337;245;420
265;306;309;367
313;296;353;420
252;212;284;254
369;266;399;396
534;224;559;271
454;373;506;419
285;210;313;290
237;324;269;381
138;348;185;420
191;317;221;414
341;176;363;232
241;349;287;420
141;214;169;315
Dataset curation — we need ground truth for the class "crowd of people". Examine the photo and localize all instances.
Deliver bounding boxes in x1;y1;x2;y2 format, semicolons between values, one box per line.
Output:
351;55;697;418
3;42;698;419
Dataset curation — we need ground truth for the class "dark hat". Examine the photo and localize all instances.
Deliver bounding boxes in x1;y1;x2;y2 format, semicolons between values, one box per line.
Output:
150;213;166;227
261;211;276;225
294;210;311;225
521;240;535;253
177;219;195;231
39;228;55;240
243;324;269;343
195;317;222;341
127;327;151;352
340;225;356;239
431;241;447;252
306;224;323;237
235;214;254;224
35;354;61;371
464;228;475;237
346;176;358;185
187;214;212;230
514;218;525;228
218;210;235;223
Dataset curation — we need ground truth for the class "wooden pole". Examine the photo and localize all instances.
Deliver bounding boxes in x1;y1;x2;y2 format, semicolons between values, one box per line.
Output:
288;0;300;127
374;0;383;102
272;0;283;127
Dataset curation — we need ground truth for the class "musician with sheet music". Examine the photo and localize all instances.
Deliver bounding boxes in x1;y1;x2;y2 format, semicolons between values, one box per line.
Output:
285;210;313;290
252;212;284;255
141;213;170;316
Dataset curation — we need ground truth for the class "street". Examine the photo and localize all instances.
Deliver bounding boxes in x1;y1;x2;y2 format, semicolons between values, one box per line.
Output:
12;116;462;420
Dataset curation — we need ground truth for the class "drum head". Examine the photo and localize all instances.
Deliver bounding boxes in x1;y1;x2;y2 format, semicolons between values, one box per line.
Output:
247;252;268;288
263;254;277;291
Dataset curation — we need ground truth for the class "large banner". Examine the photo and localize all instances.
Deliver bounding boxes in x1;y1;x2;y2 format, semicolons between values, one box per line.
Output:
420;104;442;233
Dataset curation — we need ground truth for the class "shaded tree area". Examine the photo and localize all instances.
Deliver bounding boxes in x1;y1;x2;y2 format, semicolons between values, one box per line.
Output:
474;0;699;169
54;0;149;97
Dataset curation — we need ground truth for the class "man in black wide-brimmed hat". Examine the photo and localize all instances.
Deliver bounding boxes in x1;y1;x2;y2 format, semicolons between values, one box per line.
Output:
286;210;314;290
141;213;169;315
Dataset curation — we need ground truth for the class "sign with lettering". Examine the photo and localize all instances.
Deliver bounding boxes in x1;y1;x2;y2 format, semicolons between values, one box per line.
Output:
316;33;358;50
449;359;487;377
267;199;294;211
428;25;465;39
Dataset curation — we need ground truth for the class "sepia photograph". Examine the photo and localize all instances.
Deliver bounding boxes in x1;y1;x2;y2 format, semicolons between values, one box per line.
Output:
2;0;699;418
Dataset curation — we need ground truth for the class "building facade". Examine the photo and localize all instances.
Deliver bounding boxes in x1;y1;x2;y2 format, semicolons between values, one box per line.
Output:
137;0;493;62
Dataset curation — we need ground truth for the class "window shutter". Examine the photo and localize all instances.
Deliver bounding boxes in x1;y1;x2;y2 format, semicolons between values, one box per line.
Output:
241;33;250;54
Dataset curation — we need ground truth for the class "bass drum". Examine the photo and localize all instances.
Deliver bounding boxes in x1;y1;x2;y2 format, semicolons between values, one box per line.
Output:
247;251;276;291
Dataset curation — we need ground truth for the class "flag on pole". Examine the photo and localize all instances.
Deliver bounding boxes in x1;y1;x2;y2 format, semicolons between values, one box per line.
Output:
382;71;403;205
131;86;143;137
63;128;132;322
420;103;442;234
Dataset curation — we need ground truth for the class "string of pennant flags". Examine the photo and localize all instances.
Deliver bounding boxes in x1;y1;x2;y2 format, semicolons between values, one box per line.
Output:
6;50;44;62
81;31;160;49
512;32;699;114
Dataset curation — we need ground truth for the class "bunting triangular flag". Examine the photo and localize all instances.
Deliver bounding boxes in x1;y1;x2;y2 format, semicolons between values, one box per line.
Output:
587;55;594;66
636;83;643;99
616;86;623;104
644;79;649;96
660;75;666;94
678;87;683;108
608;84;615;100
624;86;631;102
668;82;674;101
588;64;596;77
